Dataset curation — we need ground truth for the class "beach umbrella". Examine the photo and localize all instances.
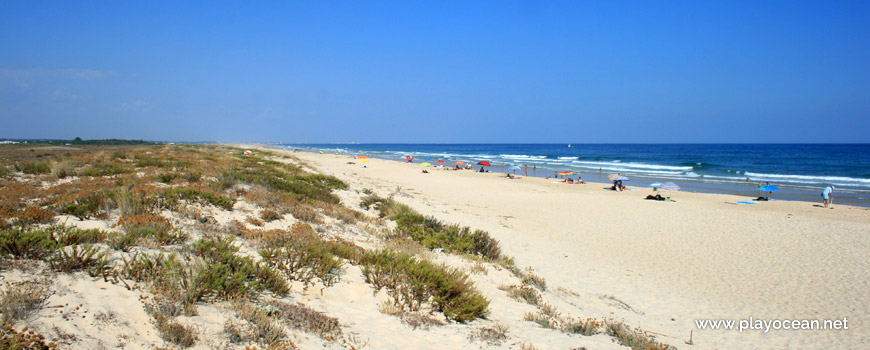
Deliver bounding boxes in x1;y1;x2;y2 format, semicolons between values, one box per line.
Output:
615;176;630;181
455;161;466;165
559;171;573;176
477;161;492;166
648;182;662;191
421;162;432;167
660;182;679;200
758;184;779;199
360;158;369;163
356;155;368;159
660;182;679;191
437;160;445;163
508;166;522;170
759;185;779;192
425;158;432;162
608;174;619;181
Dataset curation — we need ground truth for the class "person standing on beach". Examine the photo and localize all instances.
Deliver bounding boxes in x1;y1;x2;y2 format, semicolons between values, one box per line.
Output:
822;186;834;208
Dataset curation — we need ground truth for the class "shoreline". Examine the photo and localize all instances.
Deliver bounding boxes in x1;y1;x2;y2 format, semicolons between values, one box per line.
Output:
275;145;868;208
274;146;870;349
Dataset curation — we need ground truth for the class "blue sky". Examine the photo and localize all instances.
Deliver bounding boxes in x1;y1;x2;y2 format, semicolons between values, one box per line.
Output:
1;1;868;143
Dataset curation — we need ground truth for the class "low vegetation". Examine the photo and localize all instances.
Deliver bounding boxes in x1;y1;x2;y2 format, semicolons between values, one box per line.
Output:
360;249;489;322
361;195;502;260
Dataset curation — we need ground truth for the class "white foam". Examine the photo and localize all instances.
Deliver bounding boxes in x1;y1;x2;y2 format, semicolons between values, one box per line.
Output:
744;172;870;185
570;160;693;171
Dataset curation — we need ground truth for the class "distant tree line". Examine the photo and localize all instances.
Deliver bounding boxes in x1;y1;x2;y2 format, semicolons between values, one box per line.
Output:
4;137;159;146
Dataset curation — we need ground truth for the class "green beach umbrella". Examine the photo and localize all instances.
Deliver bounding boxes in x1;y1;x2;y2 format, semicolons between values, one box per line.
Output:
421;162;432;167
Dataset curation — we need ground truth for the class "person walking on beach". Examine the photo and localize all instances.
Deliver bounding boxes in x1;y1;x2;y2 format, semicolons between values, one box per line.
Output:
821;186;834;208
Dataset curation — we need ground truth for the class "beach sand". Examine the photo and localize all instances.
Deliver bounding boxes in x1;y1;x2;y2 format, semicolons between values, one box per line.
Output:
289;149;870;349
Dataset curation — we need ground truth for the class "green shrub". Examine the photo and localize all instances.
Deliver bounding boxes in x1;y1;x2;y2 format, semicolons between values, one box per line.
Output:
360;195;414;218
192;237;289;298
120;251;177;282
51;225;107;246
48;244;110;277
260;239;343;287
0;167;10;179
156;172;177;184
14;162;50;175
182;172;201;183
362;196;502;260
0;227;57;260
59;193;105;220
393;213;502;261
80;163;133;177
124;224;187;246
161;188;234;210
220;167;345;204
134;155;167;168
360;249;489;322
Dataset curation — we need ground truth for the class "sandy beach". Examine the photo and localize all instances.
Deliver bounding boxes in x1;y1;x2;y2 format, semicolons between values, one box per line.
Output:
290;149;870;349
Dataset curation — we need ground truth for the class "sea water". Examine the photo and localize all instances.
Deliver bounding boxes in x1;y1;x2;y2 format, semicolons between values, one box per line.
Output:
277;143;870;207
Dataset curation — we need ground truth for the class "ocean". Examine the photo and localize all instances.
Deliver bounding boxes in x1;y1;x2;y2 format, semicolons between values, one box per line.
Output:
276;143;870;207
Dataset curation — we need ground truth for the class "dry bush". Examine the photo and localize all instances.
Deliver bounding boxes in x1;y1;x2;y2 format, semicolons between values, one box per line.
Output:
564;317;604;336
502;284;542;306
0;280;51;324
114;191;154;216
51;161;77;179
232;301;286;347
266;299;342;340
117;214;172;228
320;203;366;224
16;207;55;225
468;323;508;346
379;301;444;330
468;261;488;275
606;322;677;350
0;325;57;349
259;209;282;222
290;205;320;223
151;313;196;348
244;186;296;212
246;216;265;227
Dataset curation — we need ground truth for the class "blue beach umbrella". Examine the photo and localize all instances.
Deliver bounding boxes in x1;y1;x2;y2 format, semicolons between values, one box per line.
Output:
758;185;779;200
759;185;779;192
648;183;662;191
508;165;521;174
425;158;432;162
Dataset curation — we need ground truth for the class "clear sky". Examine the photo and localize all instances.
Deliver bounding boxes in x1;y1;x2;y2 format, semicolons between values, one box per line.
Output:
1;1;868;143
